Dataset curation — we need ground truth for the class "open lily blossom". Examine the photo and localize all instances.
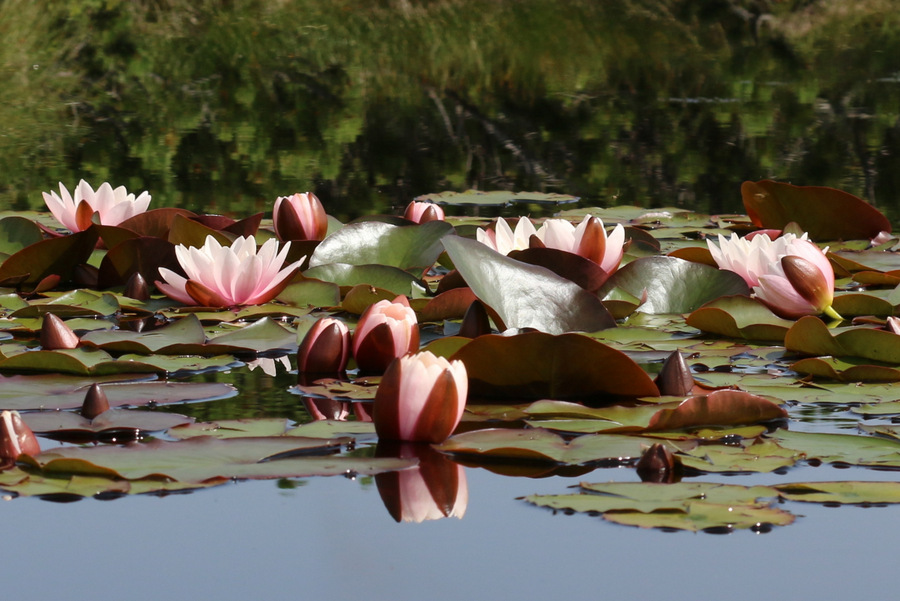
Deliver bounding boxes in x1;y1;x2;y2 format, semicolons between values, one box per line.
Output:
404;201;445;223
373;351;468;444
352;295;420;374
536;215;626;274
43;180;152;232
708;232;839;319
476;216;538;255
156;235;303;307
273;192;328;241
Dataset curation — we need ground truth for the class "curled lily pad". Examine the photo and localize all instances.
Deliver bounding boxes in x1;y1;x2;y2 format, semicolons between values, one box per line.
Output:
0;229;99;287
742;180;891;241
785;316;900;364
442;235;615;334
646;390;787;431
450;332;659;402
10;290;120;318
309;220;453;273
686;295;794;341
599;256;750;314
0;217;43;257
791;357;900;382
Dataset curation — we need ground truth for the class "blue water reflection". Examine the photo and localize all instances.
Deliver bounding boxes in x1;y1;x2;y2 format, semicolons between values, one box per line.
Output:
1;462;894;600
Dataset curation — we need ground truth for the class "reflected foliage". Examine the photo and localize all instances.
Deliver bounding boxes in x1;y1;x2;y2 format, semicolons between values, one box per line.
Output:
2;0;900;221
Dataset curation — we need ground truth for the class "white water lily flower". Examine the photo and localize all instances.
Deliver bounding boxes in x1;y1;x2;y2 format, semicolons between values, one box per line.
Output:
42;180;151;232
476;217;538;255
156;235;304;307
536;215;626;275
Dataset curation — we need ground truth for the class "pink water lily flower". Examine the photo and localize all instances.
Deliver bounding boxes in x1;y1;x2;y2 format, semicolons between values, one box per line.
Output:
708;232;839;319
476;216;538;255
156;235;303;307
536;215;626;274
373;351;468;443
43;180;151;232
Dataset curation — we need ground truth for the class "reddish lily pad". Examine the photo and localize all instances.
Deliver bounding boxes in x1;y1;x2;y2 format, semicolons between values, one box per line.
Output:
0;229;99;287
450;332;659;401
96;237;179;288
646;390;787;431
508;247;610;291
442;235;615;334
742;180;891;241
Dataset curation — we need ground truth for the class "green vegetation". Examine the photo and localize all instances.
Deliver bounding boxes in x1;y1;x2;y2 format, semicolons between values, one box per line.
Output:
1;0;899;220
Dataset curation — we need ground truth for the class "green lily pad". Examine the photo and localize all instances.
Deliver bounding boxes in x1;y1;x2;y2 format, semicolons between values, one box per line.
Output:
23;408;194;439
309;220;453;273
679;439;801;473
450;332;659;401
599;256;750;315
11;290;120;318
415;190;578;206
524;481;791;532
742;180;891;241
785;316;900;364
790;357;900;382
442;235;615;334
303;264;426;297
686;295;795;341
277;278;341;308
774;481;900;504
436;428;683;465
769;429;900;467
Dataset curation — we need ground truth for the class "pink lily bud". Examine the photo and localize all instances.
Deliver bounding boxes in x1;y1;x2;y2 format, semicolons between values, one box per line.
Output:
373;351;467;443
273;192;328;241
375;441;468;522
404;201;445;223
352;296;420;374
0;410;40;466
654;351;694;397
297;318;351;375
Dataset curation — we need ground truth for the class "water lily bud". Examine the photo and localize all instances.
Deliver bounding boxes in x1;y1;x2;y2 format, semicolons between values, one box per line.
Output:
404;201;445;223
40;313;80;350
781;255;832;311
375;441;468;522
82;384;111;419
654;351;694;397
458;300;492;338
297;318;351;375
352;296;420;374
124;272;150;301
373;351;467;443
636;443;682;483
42;180;152;233
273;192;328;241
0;410;40;465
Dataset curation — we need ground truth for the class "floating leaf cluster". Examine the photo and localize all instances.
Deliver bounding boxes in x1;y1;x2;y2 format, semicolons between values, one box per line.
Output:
1;182;900;530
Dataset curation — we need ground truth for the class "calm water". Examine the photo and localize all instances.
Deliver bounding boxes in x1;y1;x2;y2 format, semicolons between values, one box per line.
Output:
2;463;895;600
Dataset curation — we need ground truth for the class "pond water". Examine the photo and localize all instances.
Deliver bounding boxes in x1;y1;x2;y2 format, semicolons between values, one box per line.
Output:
4;3;900;601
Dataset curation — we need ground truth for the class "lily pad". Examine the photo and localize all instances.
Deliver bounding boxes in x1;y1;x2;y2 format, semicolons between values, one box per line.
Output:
309;220;453;273
442;235;615;334
742;180;890;241
303;264;426;297
599;256;750;314
686;295;794;341
785;316;900;364
450;332;659;401
415;190;578;206
0;229;99;287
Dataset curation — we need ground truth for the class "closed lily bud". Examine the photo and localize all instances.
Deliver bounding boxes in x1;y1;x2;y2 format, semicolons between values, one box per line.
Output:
458;300;492;338
40;313;80;350
0;410;40;465
273;192;328;241
352;296;420;374
297;318;351;375
124;272;150;301
636;443;682;483
373;351;467;443
82;383;111;419
404;201;445;224
655;351;694;397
